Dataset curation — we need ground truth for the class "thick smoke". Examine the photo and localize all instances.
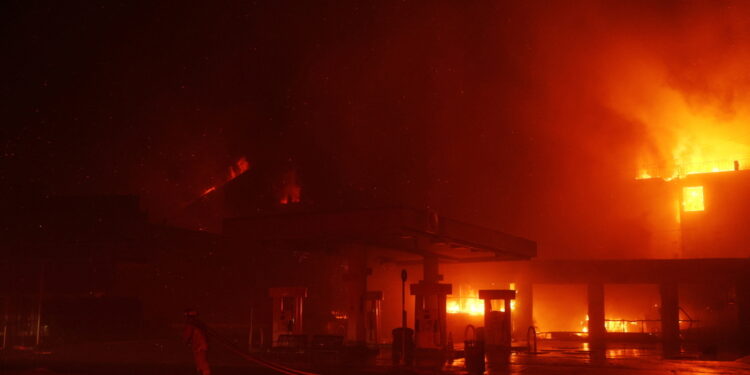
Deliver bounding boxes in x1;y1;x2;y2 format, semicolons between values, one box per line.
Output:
4;1;750;258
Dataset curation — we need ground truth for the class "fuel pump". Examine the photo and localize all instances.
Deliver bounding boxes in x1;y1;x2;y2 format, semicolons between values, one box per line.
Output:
478;289;515;363
269;287;307;346
363;291;383;347
410;281;452;357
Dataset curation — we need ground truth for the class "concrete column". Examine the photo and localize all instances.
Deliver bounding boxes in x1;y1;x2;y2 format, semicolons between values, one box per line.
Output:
738;277;750;353
342;244;368;344
587;283;605;348
423;255;440;283
660;283;680;357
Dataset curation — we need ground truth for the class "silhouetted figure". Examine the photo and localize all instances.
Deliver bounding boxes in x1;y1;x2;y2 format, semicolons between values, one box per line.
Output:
183;309;211;375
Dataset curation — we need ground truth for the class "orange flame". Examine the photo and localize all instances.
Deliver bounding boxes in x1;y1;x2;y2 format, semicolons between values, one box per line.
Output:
447;294;485;316
600;45;750;180
580;314;645;334
446;285;516;315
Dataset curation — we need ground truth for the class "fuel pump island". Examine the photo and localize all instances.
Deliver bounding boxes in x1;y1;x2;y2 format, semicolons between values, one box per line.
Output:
408;254;517;367
223;208;536;368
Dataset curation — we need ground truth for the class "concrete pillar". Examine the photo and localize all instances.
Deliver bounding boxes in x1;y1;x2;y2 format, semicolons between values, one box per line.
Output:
515;282;534;341
738;277;750;353
344;244;368;344
587;283;605;348
660;283;680;357
423;255;440;283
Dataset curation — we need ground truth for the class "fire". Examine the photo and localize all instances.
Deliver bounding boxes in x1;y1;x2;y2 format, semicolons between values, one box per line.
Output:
330;310;348;320
581;314;589;333
600;45;750;181
626;82;750;180
580;315;645;334
229;157;250;179
605;319;640;333
446;295;485;316
200;156;250;197
682;186;705;212
279;169;301;204
446;286;516;315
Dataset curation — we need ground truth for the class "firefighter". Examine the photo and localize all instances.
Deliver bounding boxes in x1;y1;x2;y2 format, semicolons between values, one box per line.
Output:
183;309;211;375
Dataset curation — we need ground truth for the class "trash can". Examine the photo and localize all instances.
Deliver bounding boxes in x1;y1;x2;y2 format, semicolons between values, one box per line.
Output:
464;325;485;375
392;327;414;365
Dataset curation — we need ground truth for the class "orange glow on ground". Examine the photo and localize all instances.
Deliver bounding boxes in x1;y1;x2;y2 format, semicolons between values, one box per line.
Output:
682;186;705;212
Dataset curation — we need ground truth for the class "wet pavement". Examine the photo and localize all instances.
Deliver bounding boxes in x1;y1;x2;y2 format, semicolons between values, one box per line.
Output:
4;340;750;375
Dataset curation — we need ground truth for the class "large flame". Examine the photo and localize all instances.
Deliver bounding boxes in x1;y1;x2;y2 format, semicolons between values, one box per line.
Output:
446;292;485;316
602;45;750;180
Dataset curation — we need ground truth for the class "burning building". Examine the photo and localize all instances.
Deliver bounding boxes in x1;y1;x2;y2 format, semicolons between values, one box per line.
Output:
636;167;750;259
136;144;750;361
182;163;537;356
7;1;750;373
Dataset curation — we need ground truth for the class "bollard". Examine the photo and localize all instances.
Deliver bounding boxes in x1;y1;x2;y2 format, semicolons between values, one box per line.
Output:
527;326;538;354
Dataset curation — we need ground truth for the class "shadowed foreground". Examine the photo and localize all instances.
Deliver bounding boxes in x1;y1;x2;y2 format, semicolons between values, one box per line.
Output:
4;339;750;375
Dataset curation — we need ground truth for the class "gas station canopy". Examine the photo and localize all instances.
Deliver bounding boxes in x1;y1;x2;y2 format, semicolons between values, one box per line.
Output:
224;207;536;263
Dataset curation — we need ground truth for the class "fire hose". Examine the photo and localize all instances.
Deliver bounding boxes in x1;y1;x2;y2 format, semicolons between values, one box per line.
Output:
204;327;320;375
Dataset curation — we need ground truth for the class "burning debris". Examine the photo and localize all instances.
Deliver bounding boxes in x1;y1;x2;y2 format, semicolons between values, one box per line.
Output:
200;156;250;197
278;169;301;205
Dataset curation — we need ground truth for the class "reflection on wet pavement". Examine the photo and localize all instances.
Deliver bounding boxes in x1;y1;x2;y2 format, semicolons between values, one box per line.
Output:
5;340;750;375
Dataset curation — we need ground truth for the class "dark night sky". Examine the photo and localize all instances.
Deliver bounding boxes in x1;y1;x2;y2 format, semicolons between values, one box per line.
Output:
2;1;747;257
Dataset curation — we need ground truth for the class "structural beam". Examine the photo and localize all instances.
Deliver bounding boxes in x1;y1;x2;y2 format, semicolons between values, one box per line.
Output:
660;283;680;357
587;283;605;349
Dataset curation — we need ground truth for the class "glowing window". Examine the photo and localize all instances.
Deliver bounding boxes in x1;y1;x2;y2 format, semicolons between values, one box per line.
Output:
682;186;704;212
